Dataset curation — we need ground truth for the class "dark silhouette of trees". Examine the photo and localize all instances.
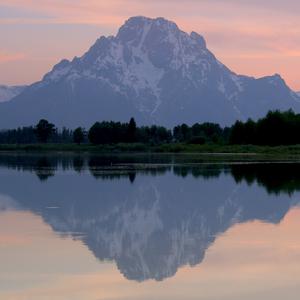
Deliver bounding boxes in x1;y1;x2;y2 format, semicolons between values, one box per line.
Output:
73;127;85;145
88;121;128;144
173;122;225;144
58;127;73;143
127;118;137;142
230;121;247;144
229;110;300;146
35;119;55;143
137;125;172;144
88;119;172;145
173;124;191;142
88;122;103;145
0;126;73;144
2;110;300;147
0;126;37;144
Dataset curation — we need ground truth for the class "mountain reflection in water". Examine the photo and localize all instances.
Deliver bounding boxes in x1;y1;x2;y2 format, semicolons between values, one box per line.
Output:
0;153;299;282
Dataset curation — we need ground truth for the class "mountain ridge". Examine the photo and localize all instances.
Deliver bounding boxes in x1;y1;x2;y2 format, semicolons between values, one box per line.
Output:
0;85;27;103
0;16;299;128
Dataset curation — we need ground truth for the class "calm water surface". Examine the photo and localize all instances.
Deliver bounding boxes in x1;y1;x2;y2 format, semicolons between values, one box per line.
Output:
1;153;300;300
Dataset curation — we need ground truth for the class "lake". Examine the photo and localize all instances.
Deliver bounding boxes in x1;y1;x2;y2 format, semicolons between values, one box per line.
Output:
1;153;300;300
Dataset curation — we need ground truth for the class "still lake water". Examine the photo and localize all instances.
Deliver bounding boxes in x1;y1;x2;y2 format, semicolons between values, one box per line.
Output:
1;153;300;300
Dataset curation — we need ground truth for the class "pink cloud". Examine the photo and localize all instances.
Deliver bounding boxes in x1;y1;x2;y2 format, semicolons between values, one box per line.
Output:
0;51;25;63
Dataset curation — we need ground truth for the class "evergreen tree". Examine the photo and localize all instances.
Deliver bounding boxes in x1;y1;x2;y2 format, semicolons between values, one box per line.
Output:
35;119;55;143
127;117;137;143
73;127;85;145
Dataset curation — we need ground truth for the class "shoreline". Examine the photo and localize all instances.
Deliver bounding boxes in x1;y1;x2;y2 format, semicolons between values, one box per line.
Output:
2;143;300;156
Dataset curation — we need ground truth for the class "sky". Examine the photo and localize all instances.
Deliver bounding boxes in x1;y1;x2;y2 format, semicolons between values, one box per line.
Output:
0;0;299;90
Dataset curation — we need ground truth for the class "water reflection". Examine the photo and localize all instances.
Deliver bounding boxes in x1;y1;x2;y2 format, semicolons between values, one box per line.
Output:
231;163;300;195
1;154;300;195
0;154;299;282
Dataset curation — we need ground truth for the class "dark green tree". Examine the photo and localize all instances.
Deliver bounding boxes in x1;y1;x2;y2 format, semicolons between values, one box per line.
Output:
229;121;245;144
73;127;85;145
180;124;191;141
88;122;102;145
35;119;55;143
127;117;137;143
243;119;256;144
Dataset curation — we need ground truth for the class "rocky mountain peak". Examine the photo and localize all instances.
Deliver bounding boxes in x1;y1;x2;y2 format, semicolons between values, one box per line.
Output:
117;16;180;40
190;31;206;48
0;16;299;129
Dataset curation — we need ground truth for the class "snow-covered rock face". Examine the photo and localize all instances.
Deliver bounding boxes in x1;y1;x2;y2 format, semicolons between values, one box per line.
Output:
44;16;224;115
0;16;299;128
0;85;26;102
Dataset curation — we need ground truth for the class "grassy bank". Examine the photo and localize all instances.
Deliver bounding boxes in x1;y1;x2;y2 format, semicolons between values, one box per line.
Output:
2;143;300;155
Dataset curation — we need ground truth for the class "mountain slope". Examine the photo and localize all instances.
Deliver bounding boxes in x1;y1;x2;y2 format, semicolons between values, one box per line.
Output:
0;85;27;102
0;16;299;128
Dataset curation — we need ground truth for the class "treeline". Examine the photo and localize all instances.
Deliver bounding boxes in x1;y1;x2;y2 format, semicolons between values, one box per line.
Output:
88;118;172;144
0;118;227;145
230;110;300;145
0;122;74;144
1;110;300;146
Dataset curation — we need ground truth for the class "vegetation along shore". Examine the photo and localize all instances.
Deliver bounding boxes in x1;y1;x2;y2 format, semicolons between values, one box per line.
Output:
1;110;300;155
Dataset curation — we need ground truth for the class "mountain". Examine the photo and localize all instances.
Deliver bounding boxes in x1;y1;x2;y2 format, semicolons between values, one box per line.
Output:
0;85;26;103
0;16;299;128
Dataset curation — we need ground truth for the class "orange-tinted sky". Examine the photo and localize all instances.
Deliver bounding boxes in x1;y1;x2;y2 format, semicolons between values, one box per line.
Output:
0;0;299;90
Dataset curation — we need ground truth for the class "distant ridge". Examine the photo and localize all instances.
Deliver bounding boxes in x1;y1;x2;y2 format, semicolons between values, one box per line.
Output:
0;16;299;128
0;85;27;103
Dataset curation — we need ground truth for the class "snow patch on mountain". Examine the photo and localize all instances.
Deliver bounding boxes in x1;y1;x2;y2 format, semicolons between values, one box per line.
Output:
0;85;26;102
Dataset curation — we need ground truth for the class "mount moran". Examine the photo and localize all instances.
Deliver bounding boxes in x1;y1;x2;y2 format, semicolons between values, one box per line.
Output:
1;16;300;128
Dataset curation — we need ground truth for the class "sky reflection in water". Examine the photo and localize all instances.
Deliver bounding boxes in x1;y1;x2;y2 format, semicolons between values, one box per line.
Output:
0;154;300;300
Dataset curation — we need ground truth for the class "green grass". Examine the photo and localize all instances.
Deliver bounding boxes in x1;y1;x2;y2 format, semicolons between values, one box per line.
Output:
0;143;148;153
2;142;300;156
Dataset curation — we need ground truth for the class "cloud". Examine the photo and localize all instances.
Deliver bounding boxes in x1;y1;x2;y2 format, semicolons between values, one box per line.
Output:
0;51;25;63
